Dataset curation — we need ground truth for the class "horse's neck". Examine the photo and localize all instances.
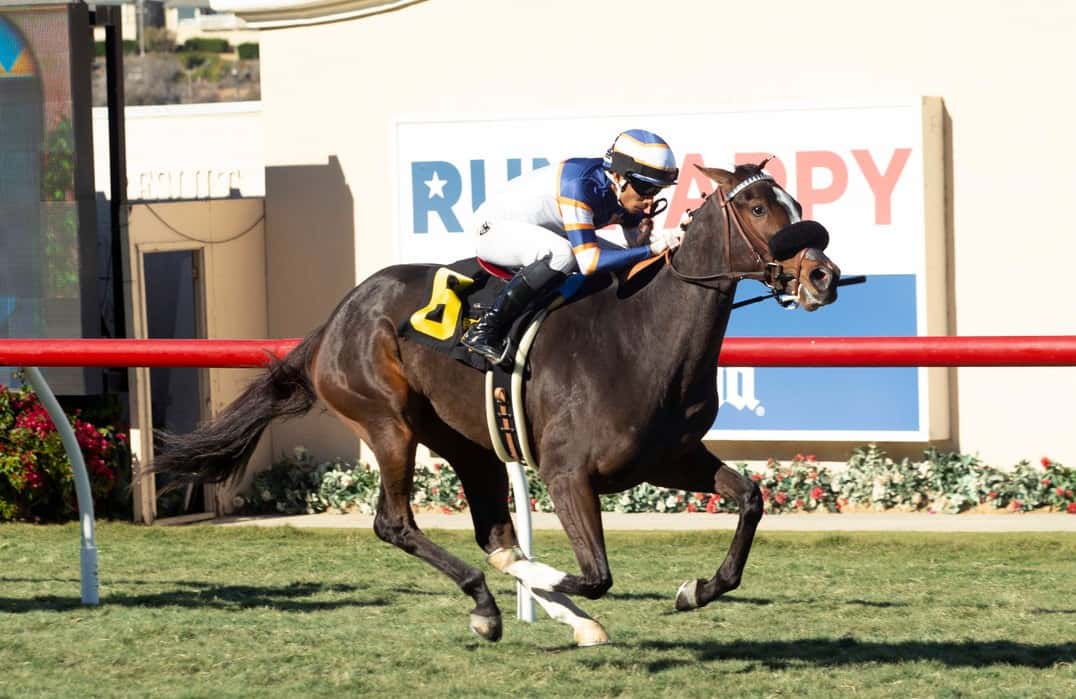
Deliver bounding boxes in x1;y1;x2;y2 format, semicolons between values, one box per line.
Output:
631;201;740;383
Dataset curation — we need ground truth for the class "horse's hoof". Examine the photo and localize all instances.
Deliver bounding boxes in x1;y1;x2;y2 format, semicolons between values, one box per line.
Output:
675;579;702;611
469;613;503;642
573;619;611;647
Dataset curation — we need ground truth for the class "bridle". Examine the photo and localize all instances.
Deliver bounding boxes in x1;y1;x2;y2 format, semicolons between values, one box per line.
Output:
667;174;810;303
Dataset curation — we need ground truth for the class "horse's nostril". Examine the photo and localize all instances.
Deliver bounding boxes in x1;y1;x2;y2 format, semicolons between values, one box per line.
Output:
809;267;830;288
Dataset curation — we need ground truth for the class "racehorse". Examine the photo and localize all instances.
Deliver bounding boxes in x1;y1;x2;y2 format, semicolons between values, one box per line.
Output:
150;162;841;646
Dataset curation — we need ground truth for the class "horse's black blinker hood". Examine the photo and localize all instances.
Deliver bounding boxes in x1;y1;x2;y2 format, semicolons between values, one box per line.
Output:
768;220;830;261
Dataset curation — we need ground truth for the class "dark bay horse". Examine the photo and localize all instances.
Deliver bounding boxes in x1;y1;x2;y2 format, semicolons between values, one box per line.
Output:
151;163;841;646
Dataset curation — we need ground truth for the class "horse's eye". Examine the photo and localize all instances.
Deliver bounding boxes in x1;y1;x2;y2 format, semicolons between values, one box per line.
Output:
751;205;766;216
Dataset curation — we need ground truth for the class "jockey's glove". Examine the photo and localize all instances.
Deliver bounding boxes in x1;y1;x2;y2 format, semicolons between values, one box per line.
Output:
649;228;683;256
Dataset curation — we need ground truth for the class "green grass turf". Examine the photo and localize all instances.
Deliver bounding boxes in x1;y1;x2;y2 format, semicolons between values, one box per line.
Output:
0;524;1073;698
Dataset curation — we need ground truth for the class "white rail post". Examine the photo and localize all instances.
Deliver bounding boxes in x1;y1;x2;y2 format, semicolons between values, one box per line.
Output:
505;461;535;623
23;367;99;605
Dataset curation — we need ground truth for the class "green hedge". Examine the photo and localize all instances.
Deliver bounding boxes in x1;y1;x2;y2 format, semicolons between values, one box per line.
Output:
94;40;140;56
237;42;259;60
181;37;231;53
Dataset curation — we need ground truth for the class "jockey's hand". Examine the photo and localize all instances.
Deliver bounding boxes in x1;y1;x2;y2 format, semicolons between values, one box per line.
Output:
649;228;683;256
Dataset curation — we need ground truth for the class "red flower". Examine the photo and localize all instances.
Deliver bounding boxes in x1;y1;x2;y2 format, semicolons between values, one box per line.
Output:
686;502;697;513
760;487;771;500
676;494;684;503
529;498;537;511
805;454;817;463
440;506;453;514
1057;487;1067;497
774;492;788;505
1041;457;1051;468
1010;499;1023;511
1042;479;1051;487
810;486;824;501
987;491;998;500
793;498;804;509
1068;503;1076;514
794;453;805;462
705;497;718;514
750;473;762;482
694;492;707;501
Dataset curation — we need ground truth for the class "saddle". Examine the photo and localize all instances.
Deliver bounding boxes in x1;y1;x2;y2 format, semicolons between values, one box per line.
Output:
397;257;581;464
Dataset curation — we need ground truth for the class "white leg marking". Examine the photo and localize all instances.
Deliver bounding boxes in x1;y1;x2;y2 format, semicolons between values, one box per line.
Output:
503;559;567;592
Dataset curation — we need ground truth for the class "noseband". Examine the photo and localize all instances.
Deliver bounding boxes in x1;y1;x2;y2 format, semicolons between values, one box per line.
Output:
668;175;808;300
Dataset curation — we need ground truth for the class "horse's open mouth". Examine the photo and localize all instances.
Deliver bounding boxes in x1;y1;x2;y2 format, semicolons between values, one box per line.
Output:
798;285;833;311
794;251;840;311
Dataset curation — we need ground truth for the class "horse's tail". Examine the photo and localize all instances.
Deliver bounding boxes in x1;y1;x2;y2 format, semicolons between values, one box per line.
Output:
148;327;325;494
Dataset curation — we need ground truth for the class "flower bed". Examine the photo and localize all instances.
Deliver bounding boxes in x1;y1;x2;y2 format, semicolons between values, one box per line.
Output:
0;382;129;522
239;445;1075;516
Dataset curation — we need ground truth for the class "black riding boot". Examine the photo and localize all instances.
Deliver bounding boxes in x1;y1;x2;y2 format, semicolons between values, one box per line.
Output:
462;258;566;366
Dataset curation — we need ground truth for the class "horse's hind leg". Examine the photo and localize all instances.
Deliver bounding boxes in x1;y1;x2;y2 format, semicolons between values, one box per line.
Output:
363;418;504;641
315;322;502;641
648;443;763;611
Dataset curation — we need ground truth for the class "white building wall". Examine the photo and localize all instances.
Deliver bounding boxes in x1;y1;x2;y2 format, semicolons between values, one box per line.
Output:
92;100;264;200
250;0;1076;467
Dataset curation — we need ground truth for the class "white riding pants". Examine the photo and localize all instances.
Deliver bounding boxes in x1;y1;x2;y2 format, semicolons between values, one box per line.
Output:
474;220;579;274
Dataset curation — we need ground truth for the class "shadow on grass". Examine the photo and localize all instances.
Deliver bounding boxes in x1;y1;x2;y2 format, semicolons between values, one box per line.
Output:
638;637;1076;670
0;578;389;614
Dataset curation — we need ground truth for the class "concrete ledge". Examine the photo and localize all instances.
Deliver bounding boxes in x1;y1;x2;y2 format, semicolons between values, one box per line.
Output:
214;511;1076;532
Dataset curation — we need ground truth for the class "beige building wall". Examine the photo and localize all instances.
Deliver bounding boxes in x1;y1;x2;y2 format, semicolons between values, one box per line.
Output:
253;0;1076;467
126;198;271;521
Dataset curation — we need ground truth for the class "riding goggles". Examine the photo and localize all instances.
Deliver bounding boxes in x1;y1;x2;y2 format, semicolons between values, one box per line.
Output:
628;176;664;198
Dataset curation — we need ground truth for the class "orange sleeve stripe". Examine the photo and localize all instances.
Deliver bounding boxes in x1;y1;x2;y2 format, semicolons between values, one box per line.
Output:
575;248;600;275
557;196;593;212
564;223;593;232
572;242;599;253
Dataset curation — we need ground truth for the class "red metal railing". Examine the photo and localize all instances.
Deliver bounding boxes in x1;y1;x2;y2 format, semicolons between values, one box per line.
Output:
1;336;1076;367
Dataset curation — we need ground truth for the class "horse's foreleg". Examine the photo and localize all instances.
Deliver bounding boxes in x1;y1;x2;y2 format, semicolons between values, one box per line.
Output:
648;443;763;611
501;470;611;646
487;545;610;647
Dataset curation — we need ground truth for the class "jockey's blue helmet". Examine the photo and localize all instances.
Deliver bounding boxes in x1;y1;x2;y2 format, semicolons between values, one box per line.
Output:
603;129;679;187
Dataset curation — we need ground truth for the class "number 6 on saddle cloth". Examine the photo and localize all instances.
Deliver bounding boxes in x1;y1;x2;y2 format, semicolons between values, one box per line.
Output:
398;256;584;460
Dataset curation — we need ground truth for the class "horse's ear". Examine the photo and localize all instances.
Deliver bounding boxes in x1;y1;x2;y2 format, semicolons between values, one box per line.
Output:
693;164;735;190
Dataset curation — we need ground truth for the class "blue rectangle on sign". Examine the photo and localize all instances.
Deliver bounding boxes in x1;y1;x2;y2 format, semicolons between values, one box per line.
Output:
714;274;919;433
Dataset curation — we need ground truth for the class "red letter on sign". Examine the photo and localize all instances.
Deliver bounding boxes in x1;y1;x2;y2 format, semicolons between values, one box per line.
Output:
796;151;848;220
665;153;712;228
852;148;911;225
735;153;787;187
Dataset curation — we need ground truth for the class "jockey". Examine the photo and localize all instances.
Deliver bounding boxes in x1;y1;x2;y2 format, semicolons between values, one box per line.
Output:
461;129;682;366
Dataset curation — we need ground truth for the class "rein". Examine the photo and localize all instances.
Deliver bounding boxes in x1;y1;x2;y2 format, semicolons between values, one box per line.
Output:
667;184;797;292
